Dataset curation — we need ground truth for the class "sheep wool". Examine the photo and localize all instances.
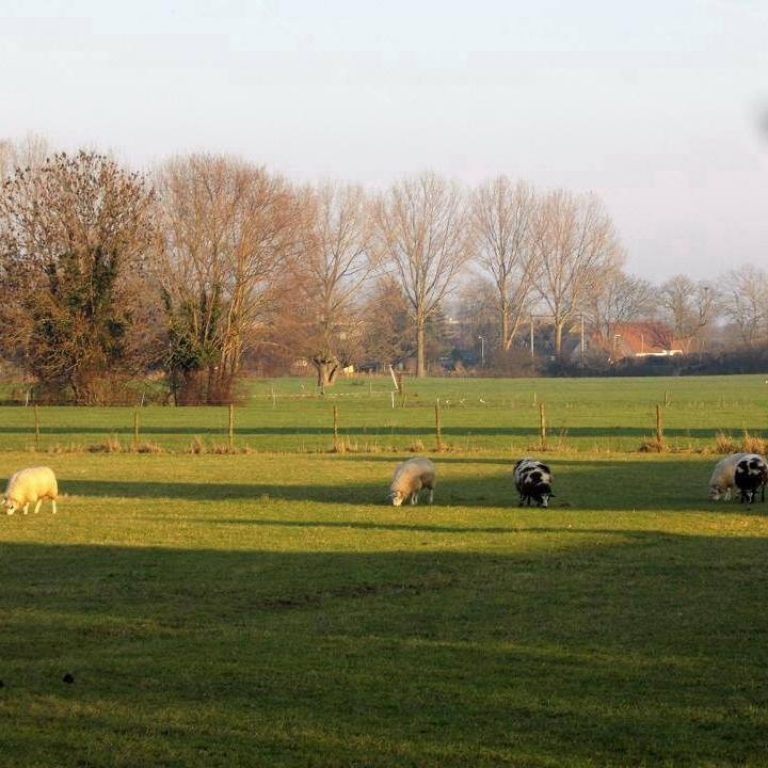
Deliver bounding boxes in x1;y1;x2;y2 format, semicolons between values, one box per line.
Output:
708;453;749;501
4;466;59;515
389;457;436;507
514;457;554;508
734;454;768;504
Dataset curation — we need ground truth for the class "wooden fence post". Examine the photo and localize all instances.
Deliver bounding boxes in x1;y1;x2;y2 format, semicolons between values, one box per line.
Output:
656;403;664;447
539;402;547;450
34;404;40;451
133;410;140;450
333;405;339;451
435;401;443;452
228;403;235;450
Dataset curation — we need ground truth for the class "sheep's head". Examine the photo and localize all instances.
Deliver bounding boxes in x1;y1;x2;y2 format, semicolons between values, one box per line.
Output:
709;484;725;501
388;490;405;507
2;496;17;515
530;482;554;508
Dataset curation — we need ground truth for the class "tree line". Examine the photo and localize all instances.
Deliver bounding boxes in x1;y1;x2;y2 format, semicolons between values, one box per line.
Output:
0;136;765;404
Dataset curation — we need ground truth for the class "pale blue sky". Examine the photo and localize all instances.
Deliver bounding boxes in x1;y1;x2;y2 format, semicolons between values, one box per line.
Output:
1;0;767;281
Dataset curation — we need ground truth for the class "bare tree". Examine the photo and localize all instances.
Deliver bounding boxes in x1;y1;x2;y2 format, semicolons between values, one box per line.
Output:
587;269;656;349
155;154;296;404
290;182;374;390
530;190;624;357
656;275;717;353
471;176;538;354
0;150;157;403
720;265;768;348
358;274;415;368
374;172;472;377
0;134;50;183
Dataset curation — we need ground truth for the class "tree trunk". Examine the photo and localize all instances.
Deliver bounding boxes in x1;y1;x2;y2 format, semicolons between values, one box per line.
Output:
554;321;564;358
416;319;427;378
313;352;340;393
501;298;511;352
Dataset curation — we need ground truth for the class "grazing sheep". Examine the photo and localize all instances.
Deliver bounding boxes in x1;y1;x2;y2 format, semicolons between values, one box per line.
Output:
3;466;58;515
514;458;554;508
388;457;436;507
708;452;749;501
734;454;768;504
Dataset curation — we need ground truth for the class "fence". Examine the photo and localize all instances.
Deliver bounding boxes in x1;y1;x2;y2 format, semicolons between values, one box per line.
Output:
0;388;763;456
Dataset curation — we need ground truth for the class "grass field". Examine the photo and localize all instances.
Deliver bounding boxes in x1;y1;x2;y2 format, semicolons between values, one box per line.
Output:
1;376;768;766
2;373;768;454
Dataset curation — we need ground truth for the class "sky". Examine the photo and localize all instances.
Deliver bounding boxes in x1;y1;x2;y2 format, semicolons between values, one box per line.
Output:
1;0;767;283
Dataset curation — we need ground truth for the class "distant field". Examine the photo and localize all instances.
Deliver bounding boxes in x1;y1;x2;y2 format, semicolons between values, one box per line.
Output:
0;374;766;454
0;451;767;767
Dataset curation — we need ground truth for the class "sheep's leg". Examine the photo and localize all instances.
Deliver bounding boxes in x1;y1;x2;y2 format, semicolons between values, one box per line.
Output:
22;503;29;515
33;499;42;514
410;492;418;505
51;499;57;514
427;488;434;505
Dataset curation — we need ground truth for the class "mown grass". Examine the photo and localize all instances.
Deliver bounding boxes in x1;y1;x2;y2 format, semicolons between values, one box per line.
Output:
0;373;767;454
1;451;768;766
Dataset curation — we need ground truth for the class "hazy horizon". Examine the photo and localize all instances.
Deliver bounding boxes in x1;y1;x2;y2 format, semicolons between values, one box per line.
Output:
1;0;766;283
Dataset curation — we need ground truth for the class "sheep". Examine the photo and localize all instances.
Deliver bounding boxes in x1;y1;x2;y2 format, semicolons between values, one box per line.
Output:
514;457;554;508
708;452;750;501
388;457;436;507
3;466;58;515
734;454;768;504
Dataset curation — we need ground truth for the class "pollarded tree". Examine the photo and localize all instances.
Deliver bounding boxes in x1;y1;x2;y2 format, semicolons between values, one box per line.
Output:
155;154;296;404
0;150;157;403
289;182;374;391
374;172;472;377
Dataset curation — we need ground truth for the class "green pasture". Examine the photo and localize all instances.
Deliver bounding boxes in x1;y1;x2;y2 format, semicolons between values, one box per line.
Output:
1;374;767;454
1;450;768;767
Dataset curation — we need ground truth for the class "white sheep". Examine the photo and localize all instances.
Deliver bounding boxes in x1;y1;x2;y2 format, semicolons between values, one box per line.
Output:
708;452;750;500
388;457;436;507
3;466;59;515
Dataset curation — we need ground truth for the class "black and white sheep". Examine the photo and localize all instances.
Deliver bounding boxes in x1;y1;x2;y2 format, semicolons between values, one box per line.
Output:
3;466;59;515
388;457;436;507
734;454;768;504
513;458;554;508
709;452;750;501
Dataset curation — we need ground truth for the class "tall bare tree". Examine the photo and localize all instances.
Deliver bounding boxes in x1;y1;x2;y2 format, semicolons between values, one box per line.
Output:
720;265;768;348
289;182;374;390
374;172;472;377
471;176;538;354
0;150;157;403
530;190;624;357
656;275;717;353
155;154;296;403
587;269;656;349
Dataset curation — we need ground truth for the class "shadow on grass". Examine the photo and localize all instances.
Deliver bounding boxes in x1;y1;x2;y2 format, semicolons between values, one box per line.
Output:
1;533;768;766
